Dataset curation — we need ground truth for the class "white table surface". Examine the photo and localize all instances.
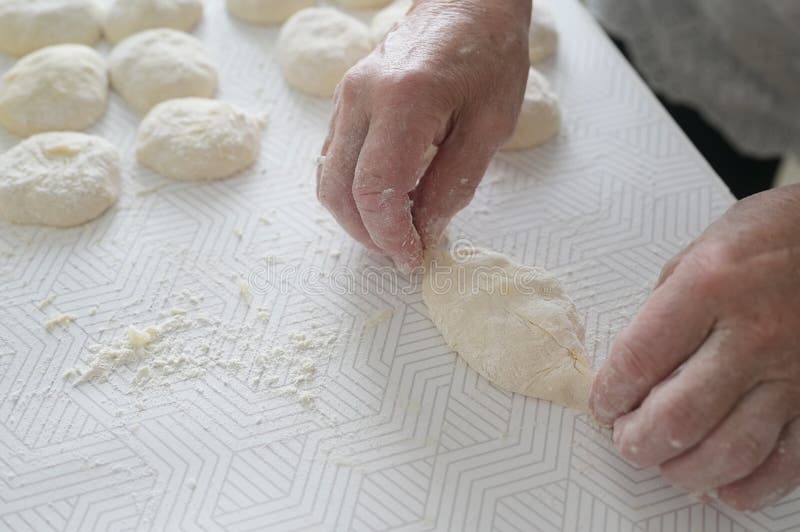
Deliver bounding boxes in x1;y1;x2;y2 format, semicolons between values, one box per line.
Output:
1;1;798;531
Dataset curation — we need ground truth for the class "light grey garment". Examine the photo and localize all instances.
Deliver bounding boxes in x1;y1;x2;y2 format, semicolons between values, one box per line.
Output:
586;0;800;157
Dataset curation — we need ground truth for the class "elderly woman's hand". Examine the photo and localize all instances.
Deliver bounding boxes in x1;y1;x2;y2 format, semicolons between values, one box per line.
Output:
591;184;800;511
317;0;531;271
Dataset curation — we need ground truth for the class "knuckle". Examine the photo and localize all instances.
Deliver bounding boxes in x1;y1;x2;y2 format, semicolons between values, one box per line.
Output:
337;69;367;105
687;244;735;297
377;68;434;96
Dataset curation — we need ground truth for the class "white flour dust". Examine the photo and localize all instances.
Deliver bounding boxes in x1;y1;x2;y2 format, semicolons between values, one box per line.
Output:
62;299;343;408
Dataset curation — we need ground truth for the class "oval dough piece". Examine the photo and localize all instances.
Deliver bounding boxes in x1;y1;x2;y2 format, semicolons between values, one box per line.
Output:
334;0;392;9
370;0;411;44
0;132;120;227
136;98;265;181
422;247;592;411
0;44;109;137
109;29;218;114
502;68;560;151
0;0;102;57
529;1;558;63
104;0;203;44
226;0;314;25
277;7;372;97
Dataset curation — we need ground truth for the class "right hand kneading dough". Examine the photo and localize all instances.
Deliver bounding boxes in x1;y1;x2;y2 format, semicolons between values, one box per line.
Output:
422;247;592;411
226;0;314;25
104;0;204;44
0;0;102;57
277;7;372;98
136;98;265;181
0;133;120;227
0;45;108;137
110;29;218;114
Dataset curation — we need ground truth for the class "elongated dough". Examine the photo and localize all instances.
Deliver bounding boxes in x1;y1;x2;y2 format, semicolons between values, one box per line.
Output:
422;247;592;411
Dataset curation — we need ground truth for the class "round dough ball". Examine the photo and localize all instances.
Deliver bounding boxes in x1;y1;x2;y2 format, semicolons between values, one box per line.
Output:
226;0;314;25
529;2;558;63
333;0;392;9
0;132;120;227
104;0;203;44
370;0;411;44
277;7;372;97
502;69;560;151
0;0;102;57
136;98;265;181
0;44;109;137
422;247;591;411
109;29;217;114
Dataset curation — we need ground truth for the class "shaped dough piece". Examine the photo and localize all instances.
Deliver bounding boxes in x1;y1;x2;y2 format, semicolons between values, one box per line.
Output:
502;68;560;151
104;0;203;44
0;44;108;137
334;0;392;9
422;247;592;411
136;98;265;181
529;1;558;63
0;0;102;57
0;132;120;227
277;7;372;97
370;0;411;44
109;29;217;114
226;0;314;25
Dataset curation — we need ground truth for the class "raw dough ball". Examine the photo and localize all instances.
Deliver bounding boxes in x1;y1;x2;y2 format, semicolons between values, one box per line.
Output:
225;0;314;25
0;132;120;227
370;0;411;44
277;7;372;97
0;0;102;57
0;44;109;137
529;1;558;63
502;68;560;151
104;0;203;44
422;247;592;411
136;98;265;181
109;29;217;114
334;0;392;9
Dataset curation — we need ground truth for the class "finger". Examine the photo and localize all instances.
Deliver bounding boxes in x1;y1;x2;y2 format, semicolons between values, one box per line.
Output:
317;105;378;250
612;329;759;468
719;416;800;512
352;110;444;271
412;118;498;248
661;381;798;491
590;264;716;425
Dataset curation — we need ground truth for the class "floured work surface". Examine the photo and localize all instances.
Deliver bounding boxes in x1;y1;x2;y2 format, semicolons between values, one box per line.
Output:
2;1;797;531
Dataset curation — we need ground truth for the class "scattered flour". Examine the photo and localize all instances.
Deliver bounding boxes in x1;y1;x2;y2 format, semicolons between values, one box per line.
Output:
37;295;55;309
238;277;251;303
252;327;338;407
63;301;342;408
46;314;74;330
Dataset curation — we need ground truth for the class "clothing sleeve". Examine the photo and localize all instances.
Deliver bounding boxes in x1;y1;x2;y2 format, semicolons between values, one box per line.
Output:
586;0;800;157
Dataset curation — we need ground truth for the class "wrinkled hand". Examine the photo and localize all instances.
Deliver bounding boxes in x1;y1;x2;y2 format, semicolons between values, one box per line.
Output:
591;185;800;511
318;0;531;271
